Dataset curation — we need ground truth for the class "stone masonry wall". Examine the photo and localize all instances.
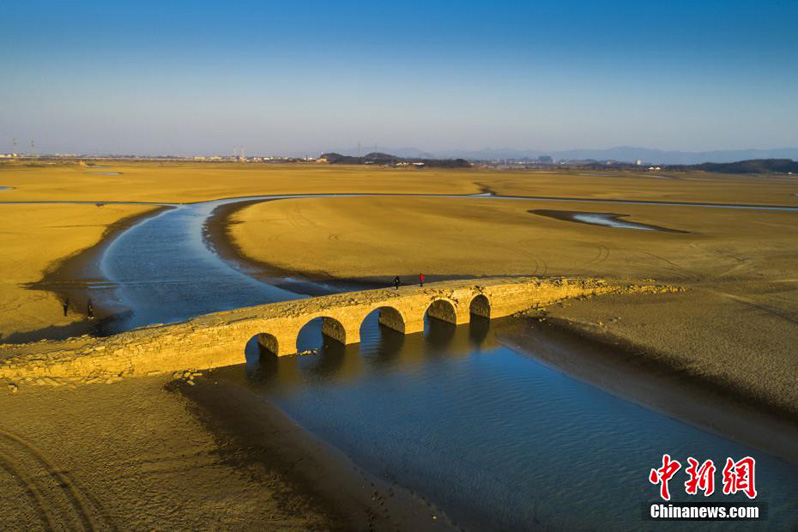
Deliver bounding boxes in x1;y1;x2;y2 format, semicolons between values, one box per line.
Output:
0;277;664;385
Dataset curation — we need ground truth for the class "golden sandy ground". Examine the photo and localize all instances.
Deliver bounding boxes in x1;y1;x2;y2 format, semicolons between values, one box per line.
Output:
0;204;155;340
480;169;798;206
0;377;334;531
1;162;797;529
0;162;478;202
2;160;797;205
228;192;798;415
228;196;798;281
0;162;482;341
0;163;794;343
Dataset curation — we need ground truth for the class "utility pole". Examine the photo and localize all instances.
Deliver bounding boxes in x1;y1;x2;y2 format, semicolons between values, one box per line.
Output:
30;139;35;157
12;138;17;157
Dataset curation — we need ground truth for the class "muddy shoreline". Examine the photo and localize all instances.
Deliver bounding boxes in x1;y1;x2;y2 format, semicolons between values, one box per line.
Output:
7;190;797;529
173;371;455;531
207;196;798;430
204;199;482;294
529;208;690;233
499;316;798;464
17;206;172;343
4;196;462;529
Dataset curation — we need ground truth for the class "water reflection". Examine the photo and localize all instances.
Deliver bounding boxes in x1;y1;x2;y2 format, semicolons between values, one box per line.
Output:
227;317;798;531
530;208;689;233
246;315;500;390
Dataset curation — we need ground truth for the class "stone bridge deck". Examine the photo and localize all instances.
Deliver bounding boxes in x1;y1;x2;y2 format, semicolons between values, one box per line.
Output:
0;277;642;383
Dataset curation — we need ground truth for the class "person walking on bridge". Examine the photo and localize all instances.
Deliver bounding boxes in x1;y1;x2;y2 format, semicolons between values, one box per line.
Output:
394;276;401;290
419;273;425;287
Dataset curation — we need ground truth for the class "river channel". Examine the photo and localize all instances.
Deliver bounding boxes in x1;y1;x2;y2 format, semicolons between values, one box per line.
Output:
81;193;798;530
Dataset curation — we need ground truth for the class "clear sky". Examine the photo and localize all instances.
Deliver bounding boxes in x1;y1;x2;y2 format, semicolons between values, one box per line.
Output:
2;0;797;155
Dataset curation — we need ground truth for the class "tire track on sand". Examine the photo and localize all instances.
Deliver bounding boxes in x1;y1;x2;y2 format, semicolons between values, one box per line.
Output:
0;428;116;531
0;452;56;530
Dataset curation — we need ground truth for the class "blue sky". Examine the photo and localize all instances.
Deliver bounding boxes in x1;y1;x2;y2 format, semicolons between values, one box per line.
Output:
1;0;797;155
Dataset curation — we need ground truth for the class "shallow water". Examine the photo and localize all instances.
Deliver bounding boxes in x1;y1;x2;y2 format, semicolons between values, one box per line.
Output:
530;209;686;233
91;191;796;529
239;317;798;531
572;212;658;230
100;197;305;332
501;194;798;211
93;190;792;332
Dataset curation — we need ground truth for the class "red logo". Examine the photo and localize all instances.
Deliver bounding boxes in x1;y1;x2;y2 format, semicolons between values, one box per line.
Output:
650;455;757;500
649;454;682;501
685;458;716;496
722;457;757;499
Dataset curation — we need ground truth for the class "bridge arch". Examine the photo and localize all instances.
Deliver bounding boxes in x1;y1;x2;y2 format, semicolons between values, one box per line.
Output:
296;316;347;352
425;298;458;325
366;305;406;334
256;332;279;357
469;294;490;318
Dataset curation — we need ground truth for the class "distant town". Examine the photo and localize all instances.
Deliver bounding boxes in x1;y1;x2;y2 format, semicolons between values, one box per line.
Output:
1;148;796;174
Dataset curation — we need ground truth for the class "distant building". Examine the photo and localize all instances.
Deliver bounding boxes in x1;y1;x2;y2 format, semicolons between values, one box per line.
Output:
635;159;642;166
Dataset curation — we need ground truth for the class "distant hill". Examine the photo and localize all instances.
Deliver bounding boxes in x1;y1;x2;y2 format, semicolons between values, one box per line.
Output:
320;152;471;168
671;159;798;174
325;146;798;165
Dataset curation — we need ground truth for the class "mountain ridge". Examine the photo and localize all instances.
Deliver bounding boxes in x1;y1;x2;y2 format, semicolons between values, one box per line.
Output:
327;146;798;165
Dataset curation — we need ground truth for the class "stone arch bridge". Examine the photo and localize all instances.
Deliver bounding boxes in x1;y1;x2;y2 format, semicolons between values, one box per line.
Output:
0;277;638;382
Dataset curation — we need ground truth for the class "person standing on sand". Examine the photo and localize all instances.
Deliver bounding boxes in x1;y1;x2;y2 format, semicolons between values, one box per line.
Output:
394;276;401;290
87;298;94;320
419;273;425;287
63;298;69;317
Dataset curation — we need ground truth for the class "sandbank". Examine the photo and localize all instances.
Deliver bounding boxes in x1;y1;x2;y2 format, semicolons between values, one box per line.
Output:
0;204;158;342
221;194;798;421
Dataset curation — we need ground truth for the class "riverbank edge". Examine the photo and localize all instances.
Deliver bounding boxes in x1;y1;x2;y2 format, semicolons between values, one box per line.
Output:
207;198;798;429
0;197;459;530
171;373;456;531
4;193;792;528
204;197;497;293
497;315;798;464
2;205;171;344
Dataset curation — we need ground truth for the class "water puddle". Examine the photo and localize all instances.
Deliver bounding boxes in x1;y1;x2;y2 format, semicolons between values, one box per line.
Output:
530;209;689;233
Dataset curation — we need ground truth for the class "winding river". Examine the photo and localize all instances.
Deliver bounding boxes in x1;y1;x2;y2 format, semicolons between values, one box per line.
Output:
38;192;798;529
